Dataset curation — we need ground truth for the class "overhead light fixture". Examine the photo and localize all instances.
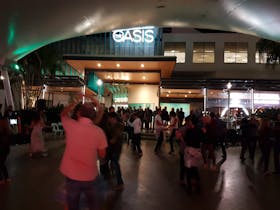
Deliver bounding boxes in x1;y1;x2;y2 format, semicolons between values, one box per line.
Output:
227;82;232;89
167;94;169;97
142;76;146;80
168;90;171;93
97;63;101;67
97;79;103;86
14;64;20;70
116;63;120;68
141;64;145;68
185;95;187;97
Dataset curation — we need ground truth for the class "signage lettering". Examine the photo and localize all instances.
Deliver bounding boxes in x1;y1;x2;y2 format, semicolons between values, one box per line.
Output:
112;27;155;43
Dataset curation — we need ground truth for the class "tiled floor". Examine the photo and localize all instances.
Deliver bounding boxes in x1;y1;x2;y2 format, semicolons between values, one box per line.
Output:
1;139;280;210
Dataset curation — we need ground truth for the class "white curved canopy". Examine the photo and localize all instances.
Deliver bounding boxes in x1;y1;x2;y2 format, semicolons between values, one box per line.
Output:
1;0;280;63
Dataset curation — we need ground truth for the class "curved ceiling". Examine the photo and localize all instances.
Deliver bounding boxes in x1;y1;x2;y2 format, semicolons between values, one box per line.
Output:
1;0;280;64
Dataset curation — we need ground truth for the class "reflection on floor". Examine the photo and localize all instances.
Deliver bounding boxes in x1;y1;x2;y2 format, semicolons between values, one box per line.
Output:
1;139;280;210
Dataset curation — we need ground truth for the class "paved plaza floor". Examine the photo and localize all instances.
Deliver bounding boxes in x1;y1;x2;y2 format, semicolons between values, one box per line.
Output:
0;138;280;210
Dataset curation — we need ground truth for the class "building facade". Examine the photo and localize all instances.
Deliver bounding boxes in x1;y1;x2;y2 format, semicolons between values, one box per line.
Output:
17;27;280;119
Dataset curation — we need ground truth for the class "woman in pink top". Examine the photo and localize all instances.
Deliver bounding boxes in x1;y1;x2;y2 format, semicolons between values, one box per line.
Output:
29;111;48;158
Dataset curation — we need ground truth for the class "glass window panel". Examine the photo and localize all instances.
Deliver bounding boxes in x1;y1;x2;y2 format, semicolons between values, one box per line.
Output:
255;52;268;63
224;52;236;63
164;42;186;63
224;42;248;63
193;53;204;63
204;53;215;63
176;52;186;63
193;42;215;63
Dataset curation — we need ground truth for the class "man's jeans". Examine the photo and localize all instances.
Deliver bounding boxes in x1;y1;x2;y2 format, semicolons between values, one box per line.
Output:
110;153;124;185
65;177;99;210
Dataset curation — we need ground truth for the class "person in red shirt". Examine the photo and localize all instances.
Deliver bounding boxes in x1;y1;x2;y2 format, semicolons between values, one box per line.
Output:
60;95;107;210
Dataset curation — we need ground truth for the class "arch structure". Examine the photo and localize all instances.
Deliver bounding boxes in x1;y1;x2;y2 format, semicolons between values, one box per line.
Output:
1;0;280;63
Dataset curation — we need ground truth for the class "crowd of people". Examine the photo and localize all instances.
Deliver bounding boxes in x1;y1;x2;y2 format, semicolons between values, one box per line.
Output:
109;105;280;193
1;99;280;209
239;113;280;175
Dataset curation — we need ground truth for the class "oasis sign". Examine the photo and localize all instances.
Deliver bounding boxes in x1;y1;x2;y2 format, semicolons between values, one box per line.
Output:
112;26;155;43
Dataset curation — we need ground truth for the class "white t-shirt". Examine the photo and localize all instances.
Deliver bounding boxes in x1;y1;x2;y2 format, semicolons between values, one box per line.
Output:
154;114;163;133
132;117;142;134
170;116;178;129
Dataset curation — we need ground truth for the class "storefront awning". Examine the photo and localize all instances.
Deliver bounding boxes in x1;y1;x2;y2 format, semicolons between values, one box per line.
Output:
63;55;176;84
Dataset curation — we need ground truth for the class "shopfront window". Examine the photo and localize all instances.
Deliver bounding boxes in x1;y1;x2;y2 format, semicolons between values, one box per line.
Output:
206;89;251;129
224;42;248;63
164;42;186;63
255;51;280;64
255;51;268;64
193;42;215;63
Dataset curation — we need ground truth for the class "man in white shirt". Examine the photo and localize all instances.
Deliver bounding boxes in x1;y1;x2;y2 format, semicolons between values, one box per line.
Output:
60;95;107;210
128;112;143;156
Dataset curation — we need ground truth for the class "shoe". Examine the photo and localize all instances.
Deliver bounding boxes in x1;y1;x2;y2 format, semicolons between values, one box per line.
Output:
113;184;124;191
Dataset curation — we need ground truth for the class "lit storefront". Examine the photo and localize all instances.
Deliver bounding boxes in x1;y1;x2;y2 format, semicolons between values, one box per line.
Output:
28;26;280;116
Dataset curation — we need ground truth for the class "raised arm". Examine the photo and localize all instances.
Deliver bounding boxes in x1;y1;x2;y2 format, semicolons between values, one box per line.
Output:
60;95;82;118
85;94;104;125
